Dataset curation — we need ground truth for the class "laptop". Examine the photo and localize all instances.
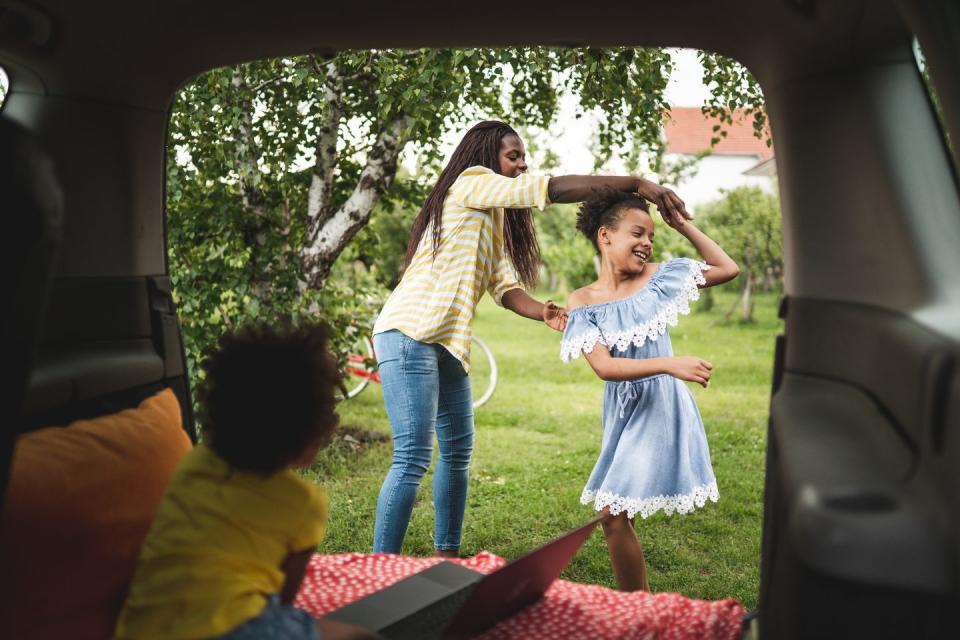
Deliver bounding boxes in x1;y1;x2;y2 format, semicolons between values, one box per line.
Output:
324;515;603;639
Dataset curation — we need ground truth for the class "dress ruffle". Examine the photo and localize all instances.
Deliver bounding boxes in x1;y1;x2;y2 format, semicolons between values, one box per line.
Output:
581;481;719;520
560;258;709;363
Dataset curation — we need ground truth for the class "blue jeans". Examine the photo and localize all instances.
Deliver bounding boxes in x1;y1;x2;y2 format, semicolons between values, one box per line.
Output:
215;595;320;639
372;330;474;553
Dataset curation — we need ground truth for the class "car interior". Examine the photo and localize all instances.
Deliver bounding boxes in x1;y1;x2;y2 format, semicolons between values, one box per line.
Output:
1;0;959;637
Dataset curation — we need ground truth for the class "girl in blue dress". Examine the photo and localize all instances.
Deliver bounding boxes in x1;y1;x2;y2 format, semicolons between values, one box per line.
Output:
560;187;739;591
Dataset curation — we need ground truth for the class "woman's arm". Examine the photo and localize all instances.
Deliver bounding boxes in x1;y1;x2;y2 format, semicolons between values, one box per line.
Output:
673;221;740;287
501;288;567;331
548;175;691;226
581;342;713;387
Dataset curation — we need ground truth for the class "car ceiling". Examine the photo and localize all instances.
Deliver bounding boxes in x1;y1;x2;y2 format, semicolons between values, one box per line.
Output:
0;0;905;111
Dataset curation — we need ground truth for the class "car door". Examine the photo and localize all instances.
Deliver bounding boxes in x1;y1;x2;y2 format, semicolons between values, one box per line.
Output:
758;2;960;637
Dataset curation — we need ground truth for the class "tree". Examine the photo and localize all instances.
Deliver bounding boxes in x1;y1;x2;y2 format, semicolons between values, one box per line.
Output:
167;47;765;377
536;204;598;292
697;186;783;322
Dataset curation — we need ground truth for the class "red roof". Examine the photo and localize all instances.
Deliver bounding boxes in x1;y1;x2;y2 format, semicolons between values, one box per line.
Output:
664;107;774;160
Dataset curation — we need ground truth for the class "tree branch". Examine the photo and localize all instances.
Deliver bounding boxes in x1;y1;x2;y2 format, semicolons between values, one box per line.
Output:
303;113;414;288
231;71;268;220
307;59;344;231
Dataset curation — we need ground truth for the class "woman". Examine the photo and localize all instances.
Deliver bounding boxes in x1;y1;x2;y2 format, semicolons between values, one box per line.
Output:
371;120;691;556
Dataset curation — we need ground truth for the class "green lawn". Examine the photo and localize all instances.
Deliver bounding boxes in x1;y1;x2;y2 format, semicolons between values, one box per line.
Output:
303;289;781;609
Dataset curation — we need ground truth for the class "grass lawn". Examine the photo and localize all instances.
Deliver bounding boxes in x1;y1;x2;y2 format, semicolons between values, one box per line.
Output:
303;288;781;609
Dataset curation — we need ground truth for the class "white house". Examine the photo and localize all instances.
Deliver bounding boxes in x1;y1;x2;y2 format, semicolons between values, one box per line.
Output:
663;106;777;211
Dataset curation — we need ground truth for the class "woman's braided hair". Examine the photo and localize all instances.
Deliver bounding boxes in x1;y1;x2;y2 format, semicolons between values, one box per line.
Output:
403;120;541;288
576;187;651;253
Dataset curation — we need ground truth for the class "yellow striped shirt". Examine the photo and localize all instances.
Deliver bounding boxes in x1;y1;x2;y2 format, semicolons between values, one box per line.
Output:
373;166;551;372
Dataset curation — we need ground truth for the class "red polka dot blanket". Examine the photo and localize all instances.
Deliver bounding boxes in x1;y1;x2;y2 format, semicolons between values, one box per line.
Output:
296;552;746;639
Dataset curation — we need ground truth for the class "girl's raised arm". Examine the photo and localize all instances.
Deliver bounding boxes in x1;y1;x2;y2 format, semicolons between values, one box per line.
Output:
674;221;740;287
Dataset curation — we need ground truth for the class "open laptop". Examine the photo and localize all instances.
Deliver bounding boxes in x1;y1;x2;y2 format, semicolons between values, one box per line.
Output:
324;515;604;639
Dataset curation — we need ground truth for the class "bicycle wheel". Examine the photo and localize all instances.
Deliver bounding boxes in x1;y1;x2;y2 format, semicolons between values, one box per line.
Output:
470;335;498;409
338;333;377;401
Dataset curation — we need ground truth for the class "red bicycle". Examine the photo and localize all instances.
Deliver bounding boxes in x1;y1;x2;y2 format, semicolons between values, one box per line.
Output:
338;332;499;409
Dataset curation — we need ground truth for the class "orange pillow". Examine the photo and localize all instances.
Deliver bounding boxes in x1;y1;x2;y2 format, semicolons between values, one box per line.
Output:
0;389;192;639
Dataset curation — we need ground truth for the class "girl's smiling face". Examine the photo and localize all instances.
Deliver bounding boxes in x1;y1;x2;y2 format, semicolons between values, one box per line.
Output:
498;134;528;177
599;207;655;272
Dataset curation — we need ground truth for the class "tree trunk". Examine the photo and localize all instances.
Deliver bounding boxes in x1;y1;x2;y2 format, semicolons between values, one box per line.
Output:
740;271;754;322
306;58;343;229
231;71;274;301
303;114;413;289
722;286;744;323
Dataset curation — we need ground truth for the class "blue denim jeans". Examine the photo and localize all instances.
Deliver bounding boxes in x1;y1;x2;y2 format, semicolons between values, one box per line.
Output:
215;595;320;639
372;330;474;553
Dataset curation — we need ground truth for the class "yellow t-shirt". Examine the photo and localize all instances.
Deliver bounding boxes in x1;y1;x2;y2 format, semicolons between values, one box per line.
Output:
373;166;551;371
115;444;328;639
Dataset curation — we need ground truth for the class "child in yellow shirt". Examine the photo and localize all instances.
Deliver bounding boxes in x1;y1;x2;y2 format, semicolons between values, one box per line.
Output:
116;321;374;639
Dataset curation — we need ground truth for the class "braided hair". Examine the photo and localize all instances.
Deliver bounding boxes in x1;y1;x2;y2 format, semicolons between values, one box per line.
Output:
403;120;541;288
576;187;651;253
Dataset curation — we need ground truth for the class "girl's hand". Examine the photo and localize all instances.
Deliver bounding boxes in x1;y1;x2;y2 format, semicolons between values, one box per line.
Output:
543;300;568;332
636;179;692;227
665;356;713;387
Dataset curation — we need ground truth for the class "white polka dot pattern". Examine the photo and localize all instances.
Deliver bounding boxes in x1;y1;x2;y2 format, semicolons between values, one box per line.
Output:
295;553;746;639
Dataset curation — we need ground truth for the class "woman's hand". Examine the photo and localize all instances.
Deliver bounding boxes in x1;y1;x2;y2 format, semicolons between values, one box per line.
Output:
543;300;568;332
636;179;692;228
665;356;713;387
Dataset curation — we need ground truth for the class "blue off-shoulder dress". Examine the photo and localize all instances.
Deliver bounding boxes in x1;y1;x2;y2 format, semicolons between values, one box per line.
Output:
560;257;719;519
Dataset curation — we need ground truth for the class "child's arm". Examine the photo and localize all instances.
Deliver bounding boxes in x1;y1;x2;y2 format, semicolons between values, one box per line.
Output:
581;343;713;388
283;549;382;638
673;220;739;287
566;290;712;387
279;547;315;604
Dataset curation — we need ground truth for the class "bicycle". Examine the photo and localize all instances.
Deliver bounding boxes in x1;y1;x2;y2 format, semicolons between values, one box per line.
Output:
338;332;499;409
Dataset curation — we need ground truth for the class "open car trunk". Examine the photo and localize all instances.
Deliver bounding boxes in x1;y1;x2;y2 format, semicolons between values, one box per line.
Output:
2;1;959;637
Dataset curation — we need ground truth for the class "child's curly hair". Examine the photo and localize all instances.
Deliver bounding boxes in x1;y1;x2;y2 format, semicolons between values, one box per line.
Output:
576;187;651;253
198;320;341;474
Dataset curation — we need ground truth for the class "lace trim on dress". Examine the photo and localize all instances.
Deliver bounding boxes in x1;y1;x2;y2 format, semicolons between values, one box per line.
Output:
580;481;719;520
560;260;710;362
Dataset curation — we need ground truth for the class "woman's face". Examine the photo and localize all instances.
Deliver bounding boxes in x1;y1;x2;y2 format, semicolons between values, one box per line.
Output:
498;134;528;177
599;207;655;273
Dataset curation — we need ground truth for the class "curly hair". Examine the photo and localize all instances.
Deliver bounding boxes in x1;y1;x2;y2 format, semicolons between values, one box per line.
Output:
198;320;341;474
576;187;651;253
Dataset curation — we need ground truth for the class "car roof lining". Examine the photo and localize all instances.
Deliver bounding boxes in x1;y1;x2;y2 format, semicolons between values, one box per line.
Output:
0;1;907;111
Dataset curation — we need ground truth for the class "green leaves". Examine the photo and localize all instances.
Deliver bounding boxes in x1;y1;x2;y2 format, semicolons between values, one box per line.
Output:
166;45;767;413
699;51;768;146
698;186;783;291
